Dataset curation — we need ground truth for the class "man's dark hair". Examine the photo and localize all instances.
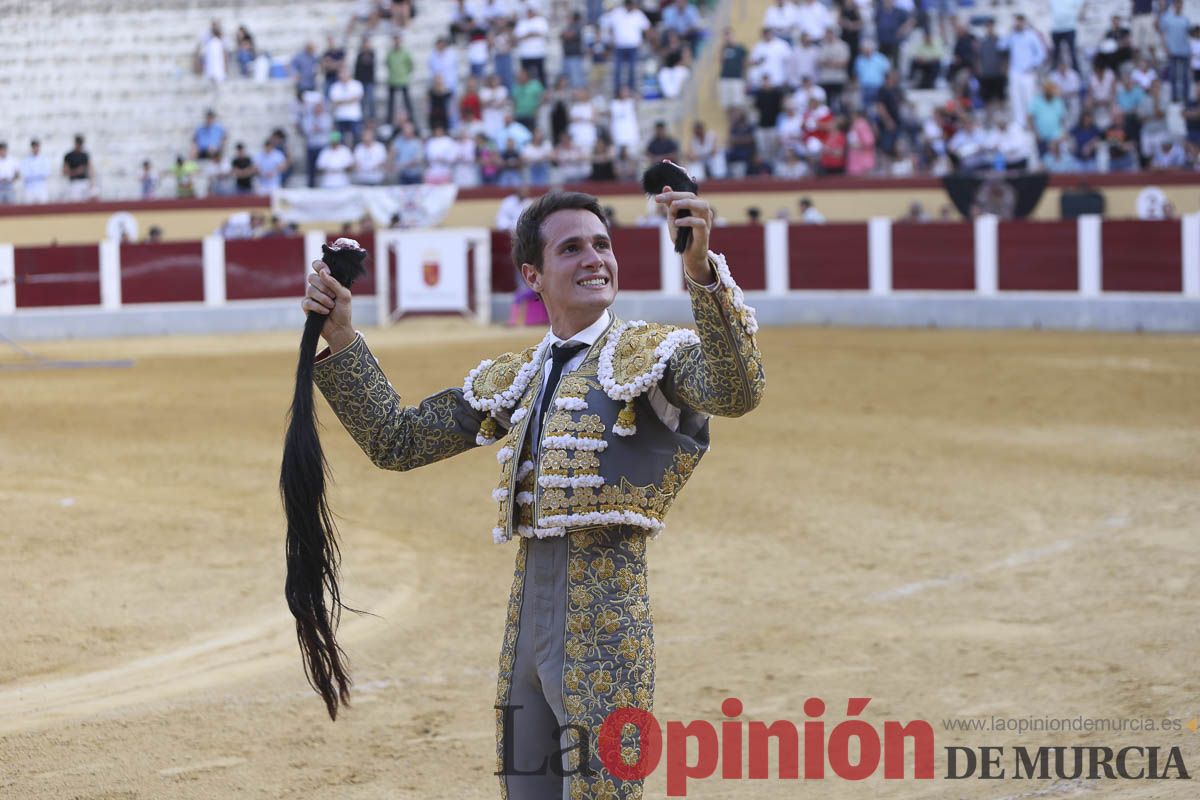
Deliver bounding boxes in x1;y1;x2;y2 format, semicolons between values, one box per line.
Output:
512;191;607;271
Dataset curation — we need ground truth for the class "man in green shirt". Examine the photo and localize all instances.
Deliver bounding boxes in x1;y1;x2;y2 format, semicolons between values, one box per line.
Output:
511;67;545;134
386;35;414;128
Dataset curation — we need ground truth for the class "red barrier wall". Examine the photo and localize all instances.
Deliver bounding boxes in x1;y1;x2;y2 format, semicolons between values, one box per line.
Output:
225;237;306;300
892;222;975;290
997;221;1078;291
789;223;870;290
1101;220;1182;292
491;230;517;292
120;242;204;303
14;245;100;307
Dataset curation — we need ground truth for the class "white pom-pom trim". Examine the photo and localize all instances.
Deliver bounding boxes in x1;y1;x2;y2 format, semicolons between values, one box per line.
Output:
515;491;534;505
510;406;528;424
539;510;665;533
516;460;535;481
476;433;497;446
496;446;514;464
613;423;637;437
709;250;759;336
537;474;606;489
492;487;509;501
516;525;567;539
598;321;700;402
554;397;588;411
463;332;555;413
493;527;509;543
542;435;609;452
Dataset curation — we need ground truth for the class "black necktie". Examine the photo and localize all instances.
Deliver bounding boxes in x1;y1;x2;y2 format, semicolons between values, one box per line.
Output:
537;341;588;437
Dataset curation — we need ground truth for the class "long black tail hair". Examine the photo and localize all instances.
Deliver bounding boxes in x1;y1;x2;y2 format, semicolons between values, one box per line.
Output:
281;239;368;721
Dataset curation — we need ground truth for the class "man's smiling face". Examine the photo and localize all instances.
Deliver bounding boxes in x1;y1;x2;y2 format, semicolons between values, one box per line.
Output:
522;208;618;335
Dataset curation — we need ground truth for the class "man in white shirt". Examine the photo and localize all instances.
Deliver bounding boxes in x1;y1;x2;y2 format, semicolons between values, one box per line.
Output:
315;133;354;188
20;139;51;204
352;127;388;185
605;0;651;94
199;20;227;83
495;186;532;230
328;66;365;145
749;27;793;87
1001;15;1047;129
255;138;289;193
0;142;18;204
427;37;461;94
762;0;799;42
514;6;549;85
794;0;831;43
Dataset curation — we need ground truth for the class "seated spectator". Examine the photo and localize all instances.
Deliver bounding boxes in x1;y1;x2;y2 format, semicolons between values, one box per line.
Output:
476;133;502;185
790;32;820;86
948;20;977;85
661;0;704;53
1042;138;1080;172
948;115;993;171
762;0;798;44
1103;111;1138;171
776;98;805;155
236;26;256;77
615;145;640;182
795;0;832;43
20;139;50;203
1129;56;1157;90
553;132;589;182
1070;111;1103;169
511;68;545;133
749;27;793;87
799;196;825;222
453;128;481;188
908;31;943;89
792;75;827;113
498;111;534;151
193;109;226;166
497;137;523;186
321;36;346;94
352;127;387;184
315;132;354;187
589;137;617;181
467;22;491;77
846;110;876;175
460;76;483;122
819;118;848;174
726;108;758;177
989;117;1035;171
658;49;692;99
1150;139;1187;169
427;74;453;134
1097;17;1132;73
610;86;640;153
1028;82;1067;151
774;147;809;178
746;152;774;176
172;154;200;198
645;120;680;163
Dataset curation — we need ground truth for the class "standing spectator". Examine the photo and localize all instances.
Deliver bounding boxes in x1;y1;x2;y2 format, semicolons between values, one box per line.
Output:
453;128;481;188
817;28;850;110
352;127;388;184
846;110;877;174
514;5;549;85
726;107;757;177
329;66;365;144
521;128;554;185
229;142;257;194
819;118;848;175
497;137;523;186
662;0;704;54
139;159;157;200
193;109;226;167
1001;14;1046;129
424;126;457;184
386;35;415;127
1161;0;1192;101
750;27;793;87
448;0;477;43
460;76;483;123
977;20;1008;111
198;20;228;84
1049;0;1084;71
20;139;50;204
427;74;454;133
854;39;890;107
1089;55;1118;106
292;42;320;93
685;120;721;180
390;121;426;184
949;19;978;84
172;154;200;198
1042;138;1080;172
837;0;864;76
874;0;914;66
268;128;292;187
645;120;680;162
589;136;617;181
62;135;93;201
492;19;515;90
315;132;354;187
1190;25;1200;87
658;48;691;98
755;74;787;157
321;36;346;95
1130;55;1158;89
511;67;545;133
354;39;378;122
477;133;502;185
795;0;831;44
567;89;598;153
427;37;461;94
255;137;288;193
607;0;652;94
763;0;798;42
1099;16;1133;73
718;28;748;109
1048;59;1083;119
561;11;588;89
790;32;820;85
908;30;943;89
874;69;906;158
609;85;640;153
467;21;491;77
1130;0;1161;58
0;143;17;204
799;196;826;222
480;73;509;142
298;93;333;188
498;111;534;151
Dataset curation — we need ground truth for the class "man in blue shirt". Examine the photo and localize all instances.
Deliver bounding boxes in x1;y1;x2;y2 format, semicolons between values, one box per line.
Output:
661;0;704;54
1160;0;1192;101
291;42;319;94
855;39;890;107
193;109;226;167
874;0;913;65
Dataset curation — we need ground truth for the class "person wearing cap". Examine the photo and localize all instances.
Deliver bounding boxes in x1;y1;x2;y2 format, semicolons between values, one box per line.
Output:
302;188;764;799
315;131;354;188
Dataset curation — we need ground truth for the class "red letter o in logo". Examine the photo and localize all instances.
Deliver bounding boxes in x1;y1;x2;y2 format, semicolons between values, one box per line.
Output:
598;707;663;780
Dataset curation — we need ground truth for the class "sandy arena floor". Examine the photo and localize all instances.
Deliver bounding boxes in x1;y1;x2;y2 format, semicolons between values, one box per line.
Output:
0;319;1198;799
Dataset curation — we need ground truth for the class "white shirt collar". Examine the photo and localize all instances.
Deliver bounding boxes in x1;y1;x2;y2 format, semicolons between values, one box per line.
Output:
552;308;611;348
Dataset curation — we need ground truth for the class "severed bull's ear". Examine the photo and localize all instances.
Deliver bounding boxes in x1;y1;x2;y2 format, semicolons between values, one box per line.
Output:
642;160;700;254
281;236;368;721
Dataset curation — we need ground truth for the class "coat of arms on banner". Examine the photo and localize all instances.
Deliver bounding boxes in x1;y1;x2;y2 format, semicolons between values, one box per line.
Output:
422;250;440;287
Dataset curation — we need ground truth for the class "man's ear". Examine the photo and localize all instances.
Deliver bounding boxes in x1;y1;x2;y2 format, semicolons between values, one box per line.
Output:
520;262;541;292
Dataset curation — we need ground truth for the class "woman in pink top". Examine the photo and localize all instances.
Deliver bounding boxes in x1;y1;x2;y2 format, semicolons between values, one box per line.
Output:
846;111;877;175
